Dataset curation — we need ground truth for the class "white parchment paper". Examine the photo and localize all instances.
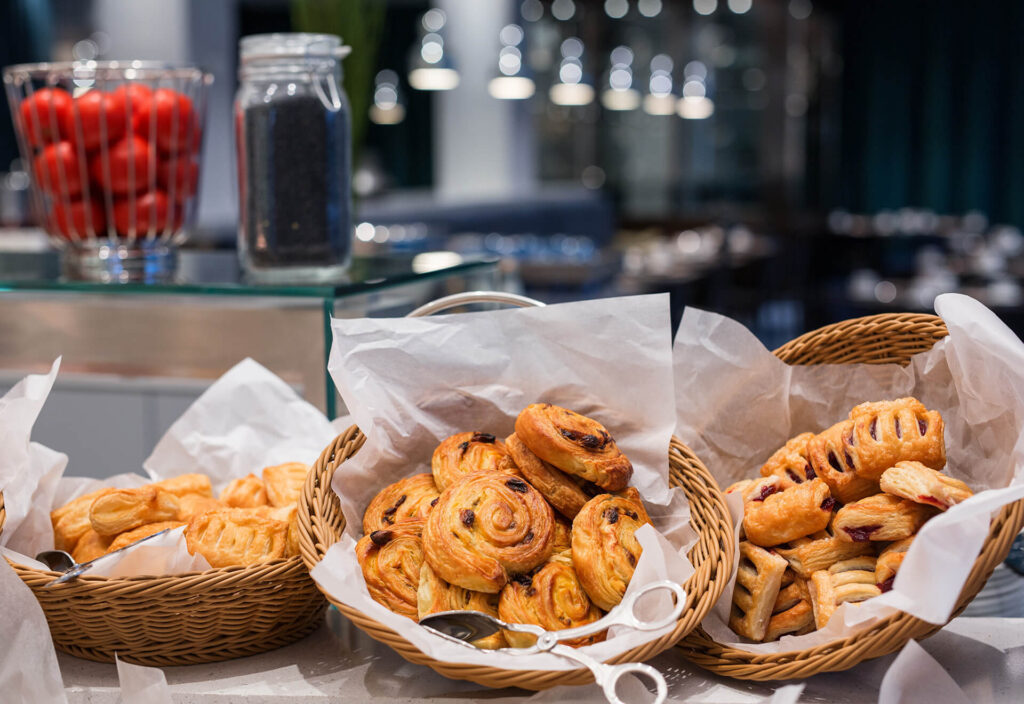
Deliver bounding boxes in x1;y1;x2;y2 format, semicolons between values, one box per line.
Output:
878;639;970;704
674;293;1024;651
313;294;699;670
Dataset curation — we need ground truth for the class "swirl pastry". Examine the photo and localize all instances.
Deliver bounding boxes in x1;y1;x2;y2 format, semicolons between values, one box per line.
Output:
356;519;425;619
262;462;310;508
362;473;440;534
729;541;789;641
515;403;632;491
765;577;814;641
499;552;605;648
153;473;213;498
417;561;505;649
506;432;590;519
847;398;945;480
72;529;112;563
431;432;517;491
219;474;268;508
742;479;834;548
808;556;881;628
875;537;913;592
774;522;873;578
184;509;287;567
760;432;816;484
177;494;226;521
879;461;973;510
107;520;186;552
89;487;180;537
833;494;934;543
807;420;880;504
423;472;555;593
51;487;115;552
571;490;651;610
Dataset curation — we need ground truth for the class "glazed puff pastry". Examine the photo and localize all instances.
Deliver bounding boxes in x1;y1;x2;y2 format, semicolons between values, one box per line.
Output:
760;432;816;485
742;479;834;548
498;551;605;648
423;472;555;593
431;432;517;491
152;473;213;498
807;420;880;504
774;524;873;578
176;493;226;521
764;577;814;641
879;461;973;510
362;472;440;534
107;520;186;553
219;474;268;508
417;561;505;648
51;488;115;552
71;529;112;563
356;519;425;619
506;432;590;519
808;556;881;628
184;509;287;568
833;494;934;543
262;462;310;508
875;537;913;592
89;487;180;537
729;541;789;641
571;489;651;611
848;398;945;481
515;403;633;491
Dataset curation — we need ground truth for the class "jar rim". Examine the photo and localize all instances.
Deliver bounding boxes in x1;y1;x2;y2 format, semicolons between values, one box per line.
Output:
240;33;351;62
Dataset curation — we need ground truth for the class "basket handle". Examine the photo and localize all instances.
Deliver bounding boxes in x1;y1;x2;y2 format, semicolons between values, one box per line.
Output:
406;291;544;318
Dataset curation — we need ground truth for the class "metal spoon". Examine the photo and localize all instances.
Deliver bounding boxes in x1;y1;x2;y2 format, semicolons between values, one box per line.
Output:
420;580;686;704
38;528;173;587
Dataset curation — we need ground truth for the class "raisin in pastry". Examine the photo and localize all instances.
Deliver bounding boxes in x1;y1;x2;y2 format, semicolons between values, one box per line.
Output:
362;473;440;534
571;489;650;611
356;520;424;619
432;431;517;491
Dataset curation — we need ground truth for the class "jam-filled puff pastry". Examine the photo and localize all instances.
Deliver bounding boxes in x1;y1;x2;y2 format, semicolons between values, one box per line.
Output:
833;494;934;543
875;537;913;592
848;398;945;480
742;479;834;547
729;541;789;641
219;474;268;508
431;432;517;491
515;403;633;491
506;432;590;519
262;462;310;508
185;509;287;568
774;523;873;578
356;519;425;619
89;487;180;537
764;577;814;641
362;473;440;534
808;556;881;628
760;432;816;485
417;561;505;648
879;461;972;510
807;420;880;504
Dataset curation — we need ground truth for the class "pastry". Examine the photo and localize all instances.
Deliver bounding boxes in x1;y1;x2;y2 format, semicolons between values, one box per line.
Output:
742;479;834;547
506;432;590;519
423;472;555;593
219;474;268;508
807;420;880;504
775;523;873;578
71;529;112;563
431;431;517;491
571;489;651;611
552;518;573;554
262;462;309;508
51;488;115;552
724;479;753;496
417;561;505;649
833;494;934;543
729;541;789;641
848;398;945;480
875;537;913;592
184;508;287;568
764;577;814;641
362;473;440;534
760;432;816;484
498;551;605;648
879;461;973;510
808;556;881;628
177;493;226;520
89;487;180;537
515;403;633;491
152;473;213;498
107;520;186;552
356;519;424;619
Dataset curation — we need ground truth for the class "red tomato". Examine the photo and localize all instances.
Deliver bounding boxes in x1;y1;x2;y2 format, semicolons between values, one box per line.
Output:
109;83;152;121
62;90;127;151
157;158;199;198
132;89;197;153
19;87;73;146
88;135;155;195
32;142;84;197
113;190;181;234
48;199;107;239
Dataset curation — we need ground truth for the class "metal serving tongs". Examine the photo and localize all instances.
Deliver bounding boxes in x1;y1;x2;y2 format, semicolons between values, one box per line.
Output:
36;528;173;587
420;580;686;704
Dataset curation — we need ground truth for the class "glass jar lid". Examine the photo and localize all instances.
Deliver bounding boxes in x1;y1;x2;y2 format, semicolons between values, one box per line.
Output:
239;33;351;63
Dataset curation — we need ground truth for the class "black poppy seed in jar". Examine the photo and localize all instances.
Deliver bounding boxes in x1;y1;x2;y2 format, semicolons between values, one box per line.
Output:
370;530;393;546
605;507;620;524
460;509;475;527
505;478;528;493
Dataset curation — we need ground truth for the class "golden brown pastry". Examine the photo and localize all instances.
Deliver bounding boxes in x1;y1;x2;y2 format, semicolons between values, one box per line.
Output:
775;523;874;578
51;488;115;552
356;519;424;619
808;556;881;628
807;420;880;504
515;403;632;491
847;398;946;481
724;479;754;496
262;462;310;508
833;494;934;543
71;529;112;563
499;551;605;648
177;493;226;521
184;509;287;568
431;431;517;491
552;518;573;554
250;504;301;557
152;473;213;498
729;541;789;641
875;537;913;592
423;472;555;593
879;461;973;510
107;520;187;553
417;561;505;649
764;577;814;641
362;473;440;534
571;489;651;611
742;479;834;547
89;487;180;537
506;432;590;519
219;474;268;508
760;432;816;485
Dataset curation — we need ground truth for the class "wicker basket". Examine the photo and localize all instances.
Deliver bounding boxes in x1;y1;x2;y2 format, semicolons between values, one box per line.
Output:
0;488;326;665
676;312;1024;680
297;424;734;690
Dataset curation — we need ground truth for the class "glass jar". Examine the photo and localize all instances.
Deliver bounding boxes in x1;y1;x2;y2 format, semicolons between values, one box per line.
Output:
235;33;352;282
